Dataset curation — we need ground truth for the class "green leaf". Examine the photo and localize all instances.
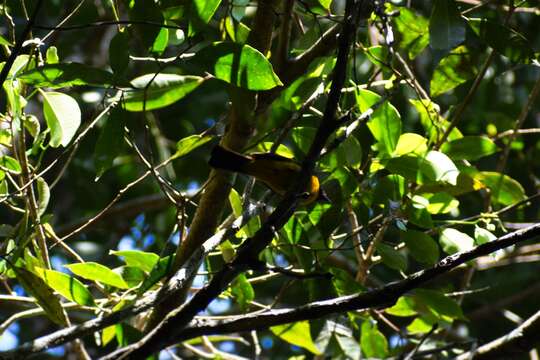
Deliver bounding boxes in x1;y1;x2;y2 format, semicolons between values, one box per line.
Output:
403;230;440;265
256;142;294;159
386;296;417;317
373;174;406;205
117;266;145;288
94;107;126;179
172;134;213;160
425;151;459;185
407;316;437;334
356;89;401;154
291;126;316;155
468;18;536;64
386;152;458;186
110;250;160;273
473;172;526;206
386;155;431;184
41;91;81;147
441;136;498;160
394;133;428;156
474;226;497;245
361;321;389;358
46;46;59;64
0;155;21;174
195;42;282;90
271;321;321;355
317;0;332;10
151;26;169;54
439;228;474;254
65;262;129;289
18;63;118;88
406;195;434;229
376;243;407;271
393;7;429;59
409;99;463;143
231;273;254;311
138;255;175;295
109;31;130;75
34;267;95;306
331;268;365;296
322;134;362;170
424;192;459;214
193;0;221;24
429;0;466;50
12;266;67;326
415;288;465;320
0;34;12;46
123;74;204;112
431;46;477;97
36;177;50;216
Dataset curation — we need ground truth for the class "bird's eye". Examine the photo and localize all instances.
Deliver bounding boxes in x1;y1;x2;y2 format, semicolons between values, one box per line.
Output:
300;192;311;199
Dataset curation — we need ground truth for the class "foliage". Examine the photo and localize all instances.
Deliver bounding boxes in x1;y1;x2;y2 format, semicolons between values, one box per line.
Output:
0;0;539;359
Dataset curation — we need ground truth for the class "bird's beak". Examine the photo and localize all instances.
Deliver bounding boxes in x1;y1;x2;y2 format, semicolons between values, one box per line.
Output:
317;189;331;203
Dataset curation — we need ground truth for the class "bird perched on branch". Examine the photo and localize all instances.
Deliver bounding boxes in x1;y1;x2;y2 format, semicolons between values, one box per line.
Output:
209;145;329;205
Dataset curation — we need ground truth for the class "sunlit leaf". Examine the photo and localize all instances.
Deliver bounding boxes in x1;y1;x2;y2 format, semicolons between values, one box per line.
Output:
356;89;401;154
194;0;221;24
394;133;428;156
36;177;50;216
110;250;160;273
271;321;321;355
172;134;213;160
393;7;429;58
12;266;67;326
42;91;81;147
231;274;254;311
34;267;95;306
431;46;477;97
474;226;497;246
66;262;129;289
386;296;417;317
138;255;175;295
473;172;526;206
439;228;474;254
424;192;459;214
18;63;118;88
195;42;282;90
0;155;21;174
361;321;389;358
124;74;204;112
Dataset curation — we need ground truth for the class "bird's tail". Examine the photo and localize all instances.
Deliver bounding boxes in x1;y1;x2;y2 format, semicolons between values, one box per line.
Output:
208;145;252;173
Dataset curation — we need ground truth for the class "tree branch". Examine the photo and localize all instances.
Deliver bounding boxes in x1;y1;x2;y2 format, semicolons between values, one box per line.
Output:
164;223;540;343
455;308;540;360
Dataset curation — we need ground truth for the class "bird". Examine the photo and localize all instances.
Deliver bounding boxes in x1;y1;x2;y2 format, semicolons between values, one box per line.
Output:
208;145;329;205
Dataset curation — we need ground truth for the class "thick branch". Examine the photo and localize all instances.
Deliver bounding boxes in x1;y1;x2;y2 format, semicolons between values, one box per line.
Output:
168;223;540;342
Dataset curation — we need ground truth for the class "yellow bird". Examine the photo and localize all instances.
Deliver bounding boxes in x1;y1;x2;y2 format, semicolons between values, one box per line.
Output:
209;145;329;205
